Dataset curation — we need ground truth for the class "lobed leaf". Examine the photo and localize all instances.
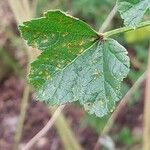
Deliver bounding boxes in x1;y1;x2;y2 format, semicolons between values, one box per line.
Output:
117;0;150;27
19;11;130;117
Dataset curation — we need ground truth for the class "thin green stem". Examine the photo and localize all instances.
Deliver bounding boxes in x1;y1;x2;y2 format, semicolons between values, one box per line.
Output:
99;5;117;33
103;21;150;38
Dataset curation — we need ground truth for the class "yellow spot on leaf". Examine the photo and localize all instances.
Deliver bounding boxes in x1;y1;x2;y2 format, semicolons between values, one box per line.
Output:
52;34;55;37
43;38;48;43
62;32;68;37
90;37;96;42
62;44;66;47
45;72;49;76
79;40;85;46
47;75;51;80
93;70;101;79
57;64;62;68
79;48;84;53
92;60;97;64
110;106;115;113
56;67;60;71
67;43;72;48
31;41;38;48
39;71;43;75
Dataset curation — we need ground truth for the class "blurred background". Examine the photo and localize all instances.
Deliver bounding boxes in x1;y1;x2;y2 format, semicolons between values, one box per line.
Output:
0;0;150;150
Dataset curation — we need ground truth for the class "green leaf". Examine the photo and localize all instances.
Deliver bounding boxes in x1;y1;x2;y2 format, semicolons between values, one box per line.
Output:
19;11;130;117
31;39;129;117
19;10;99;88
19;10;98;52
117;0;150;27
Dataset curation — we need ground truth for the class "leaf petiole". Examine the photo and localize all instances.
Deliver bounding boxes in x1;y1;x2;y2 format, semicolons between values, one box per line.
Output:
103;21;150;38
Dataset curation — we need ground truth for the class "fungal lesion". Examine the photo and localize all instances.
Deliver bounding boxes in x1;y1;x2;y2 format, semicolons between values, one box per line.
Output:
67;43;72;48
79;40;85;46
42;37;48;43
62;32;68;37
84;102;92;109
57;64;62;68
91;59;97;64
51;33;55;37
92;70;101;79
110;106;115;113
31;41;38;48
79;47;84;53
47;75;51;80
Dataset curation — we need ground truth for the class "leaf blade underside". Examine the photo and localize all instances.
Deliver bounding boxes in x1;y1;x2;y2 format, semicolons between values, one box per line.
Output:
117;0;150;27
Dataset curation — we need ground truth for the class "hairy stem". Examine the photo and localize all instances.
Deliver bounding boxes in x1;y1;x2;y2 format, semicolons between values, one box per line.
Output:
103;21;150;37
143;45;150;150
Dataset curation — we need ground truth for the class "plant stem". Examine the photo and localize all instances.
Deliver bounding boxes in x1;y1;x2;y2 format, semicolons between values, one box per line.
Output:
8;1;35;150
94;73;146;150
50;107;82;150
14;85;30;150
21;0;31;19
99;5;117;33
143;45;150;150
103;21;150;38
22;105;65;150
8;0;26;24
102;73;146;135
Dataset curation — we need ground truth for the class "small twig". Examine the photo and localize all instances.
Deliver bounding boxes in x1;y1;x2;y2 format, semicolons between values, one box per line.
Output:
21;0;31;20
8;1;38;150
8;0;25;24
99;5;117;33
13;44;31;150
143;45;150;150
14;85;30;150
22;105;65;150
31;0;38;17
50;107;82;150
94;73;146;150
